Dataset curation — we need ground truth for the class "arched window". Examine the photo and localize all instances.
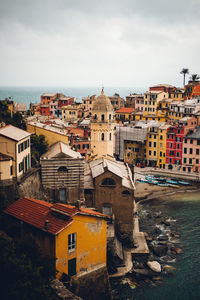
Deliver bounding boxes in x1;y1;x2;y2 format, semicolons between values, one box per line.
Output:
122;190;130;196
101;133;105;141
101;114;105;121
101;178;116;186
109;114;112;120
109;133;112;140
58;166;68;172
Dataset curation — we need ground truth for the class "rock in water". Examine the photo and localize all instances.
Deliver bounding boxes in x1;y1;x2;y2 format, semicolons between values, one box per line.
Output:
152;244;168;256
147;261;162;273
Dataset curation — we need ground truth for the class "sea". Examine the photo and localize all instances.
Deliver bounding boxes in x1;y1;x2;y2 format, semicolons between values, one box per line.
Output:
0;86;146;106
111;191;200;300
2;86;200;300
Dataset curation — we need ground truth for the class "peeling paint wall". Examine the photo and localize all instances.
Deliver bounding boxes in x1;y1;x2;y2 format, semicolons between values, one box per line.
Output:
55;214;107;277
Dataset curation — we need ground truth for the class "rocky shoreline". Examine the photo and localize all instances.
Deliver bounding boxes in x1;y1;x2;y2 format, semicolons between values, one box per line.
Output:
110;183;199;298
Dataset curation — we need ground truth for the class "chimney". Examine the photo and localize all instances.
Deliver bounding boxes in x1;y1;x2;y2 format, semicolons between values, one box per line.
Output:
75;200;81;210
44;220;50;230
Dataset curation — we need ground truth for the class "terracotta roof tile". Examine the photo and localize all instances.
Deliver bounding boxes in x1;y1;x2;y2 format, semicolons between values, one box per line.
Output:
4;198;73;235
4;198;109;235
116;108;135;113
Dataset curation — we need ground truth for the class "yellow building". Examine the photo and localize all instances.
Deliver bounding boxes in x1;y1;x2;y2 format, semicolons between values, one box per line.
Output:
4;197;109;278
0;125;31;178
157;124;170;169
26;122;69;146
168;89;184;101
143;91;168;114
91;90;115;159
115;108;135;123
61;105;83;122
146;122;170;168
141;112;168;123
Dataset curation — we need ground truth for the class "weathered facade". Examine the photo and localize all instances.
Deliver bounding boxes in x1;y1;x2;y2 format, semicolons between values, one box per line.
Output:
85;158;135;243
4;197;109;280
40;142;85;204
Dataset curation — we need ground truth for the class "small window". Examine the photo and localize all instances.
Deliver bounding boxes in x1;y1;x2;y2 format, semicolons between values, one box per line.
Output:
122;190;130;196
101;178;116;186
101;114;105;121
101;133;105;141
10;165;13;176
68;233;76;251
102;204;112;216
109;133;112;140
58;166;68;172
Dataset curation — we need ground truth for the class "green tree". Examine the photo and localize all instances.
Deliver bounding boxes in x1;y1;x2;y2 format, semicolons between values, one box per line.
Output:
31;134;48;165
0;101;26;130
0;235;59;300
180;68;189;86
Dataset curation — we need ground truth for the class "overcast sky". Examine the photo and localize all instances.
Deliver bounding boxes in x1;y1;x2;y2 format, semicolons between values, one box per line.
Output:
0;0;199;88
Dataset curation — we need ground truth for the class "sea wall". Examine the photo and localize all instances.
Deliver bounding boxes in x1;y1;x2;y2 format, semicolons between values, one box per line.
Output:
71;266;113;300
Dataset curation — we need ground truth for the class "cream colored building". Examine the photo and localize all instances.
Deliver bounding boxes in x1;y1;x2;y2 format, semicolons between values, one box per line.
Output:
90;90;115;160
82;95;96;116
61;105;83;122
0;153;13;181
0;125;31;179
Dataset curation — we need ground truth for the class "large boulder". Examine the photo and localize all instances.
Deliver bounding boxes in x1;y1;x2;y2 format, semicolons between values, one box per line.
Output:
152;244;168;256
147;261;161;273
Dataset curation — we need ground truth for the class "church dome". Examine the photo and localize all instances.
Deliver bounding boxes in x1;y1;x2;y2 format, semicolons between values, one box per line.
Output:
92;89;113;111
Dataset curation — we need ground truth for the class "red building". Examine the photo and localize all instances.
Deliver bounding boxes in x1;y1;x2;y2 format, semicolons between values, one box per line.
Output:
40;105;51;116
149;84;176;93
70;137;91;160
166;124;184;170
58;97;75;108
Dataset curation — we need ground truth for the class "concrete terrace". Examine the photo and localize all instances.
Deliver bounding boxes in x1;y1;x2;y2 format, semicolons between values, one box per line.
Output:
109;216;149;278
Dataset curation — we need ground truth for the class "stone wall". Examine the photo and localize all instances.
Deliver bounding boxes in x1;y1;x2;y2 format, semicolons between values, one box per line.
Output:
0;167;47;210
71;266;113;300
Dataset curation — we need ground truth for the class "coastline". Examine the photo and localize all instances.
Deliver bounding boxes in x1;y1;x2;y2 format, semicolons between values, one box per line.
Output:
134;182;200;203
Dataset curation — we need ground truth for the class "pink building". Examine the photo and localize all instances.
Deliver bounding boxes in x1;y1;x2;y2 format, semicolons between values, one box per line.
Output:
182;126;200;173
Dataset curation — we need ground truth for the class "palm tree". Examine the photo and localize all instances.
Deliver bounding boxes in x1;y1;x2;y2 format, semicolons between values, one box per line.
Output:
180;68;189;86
189;74;200;82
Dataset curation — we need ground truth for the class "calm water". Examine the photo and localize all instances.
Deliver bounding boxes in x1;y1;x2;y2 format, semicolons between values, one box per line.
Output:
112;191;200;300
0;86;146;105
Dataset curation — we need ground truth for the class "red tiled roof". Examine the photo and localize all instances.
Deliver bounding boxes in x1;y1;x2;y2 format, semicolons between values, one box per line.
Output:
4;198;109;235
4;197;73;235
52;203;108;218
116;108;135;113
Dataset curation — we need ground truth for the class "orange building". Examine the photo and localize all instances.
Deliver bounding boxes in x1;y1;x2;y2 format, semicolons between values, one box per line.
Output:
40;93;56;105
192;84;200;97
